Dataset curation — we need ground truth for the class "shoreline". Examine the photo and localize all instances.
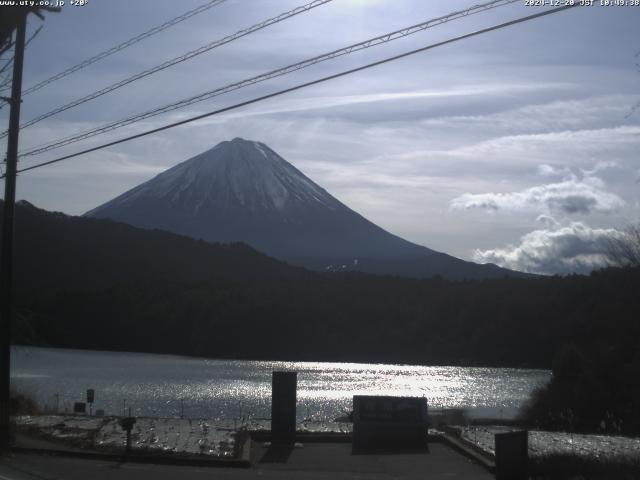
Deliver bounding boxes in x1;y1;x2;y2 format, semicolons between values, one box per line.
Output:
14;413;640;460
13;414;355;459
11;344;553;371
12;414;640;479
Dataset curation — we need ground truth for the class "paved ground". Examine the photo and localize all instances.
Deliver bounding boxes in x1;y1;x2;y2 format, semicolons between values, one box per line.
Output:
0;442;494;479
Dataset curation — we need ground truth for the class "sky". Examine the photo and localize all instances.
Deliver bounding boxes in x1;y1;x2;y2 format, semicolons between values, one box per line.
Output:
1;0;639;275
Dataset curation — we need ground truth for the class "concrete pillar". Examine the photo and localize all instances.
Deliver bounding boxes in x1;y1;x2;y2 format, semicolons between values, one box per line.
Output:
271;371;297;444
495;430;528;480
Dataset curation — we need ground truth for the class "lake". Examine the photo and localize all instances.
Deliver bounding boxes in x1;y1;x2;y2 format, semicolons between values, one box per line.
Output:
11;346;550;422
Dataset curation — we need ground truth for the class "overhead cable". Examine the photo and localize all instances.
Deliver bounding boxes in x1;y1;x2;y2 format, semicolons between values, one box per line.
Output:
19;0;519;157
3;0;334;138
9;4;579;177
0;26;41;87
0;26;42;108
1;0;229;96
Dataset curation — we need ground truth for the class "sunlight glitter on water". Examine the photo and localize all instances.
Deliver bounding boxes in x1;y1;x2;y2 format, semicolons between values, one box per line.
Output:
11;347;549;421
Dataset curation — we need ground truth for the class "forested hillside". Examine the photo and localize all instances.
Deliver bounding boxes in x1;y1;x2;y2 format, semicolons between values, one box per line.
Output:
4;200;640;370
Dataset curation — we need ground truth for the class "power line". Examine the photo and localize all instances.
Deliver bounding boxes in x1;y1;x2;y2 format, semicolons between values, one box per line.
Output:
0;44;12;59
9;4;579;178
18;0;520;158
25;24;43;49
0;25;42;109
0;66;13;91
0;51;16;78
0;0;229;96
2;0;334;138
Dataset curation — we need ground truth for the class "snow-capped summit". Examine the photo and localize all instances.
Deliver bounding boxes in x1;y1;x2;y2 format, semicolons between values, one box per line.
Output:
86;138;522;279
86;138;429;259
100;138;341;215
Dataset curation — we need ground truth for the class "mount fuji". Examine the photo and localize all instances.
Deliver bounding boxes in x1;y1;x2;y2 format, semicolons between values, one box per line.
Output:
85;138;521;279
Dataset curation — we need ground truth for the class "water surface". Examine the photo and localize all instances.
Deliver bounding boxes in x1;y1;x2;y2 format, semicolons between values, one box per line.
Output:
12;347;550;421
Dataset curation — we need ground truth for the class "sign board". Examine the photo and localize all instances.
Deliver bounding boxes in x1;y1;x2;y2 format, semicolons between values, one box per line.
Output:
495;430;528;480
271;371;297;444
86;389;95;404
354;396;426;423
119;417;137;431
95;409;105;417
119;417;137;454
73;402;86;414
352;396;428;451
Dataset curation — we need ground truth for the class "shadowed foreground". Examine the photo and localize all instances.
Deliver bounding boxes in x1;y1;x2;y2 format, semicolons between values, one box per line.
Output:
1;443;492;480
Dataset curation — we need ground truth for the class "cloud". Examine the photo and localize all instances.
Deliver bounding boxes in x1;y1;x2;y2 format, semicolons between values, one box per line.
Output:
535;214;560;228
537;164;571;178
438;126;640;162
580;161;618;177
449;176;624;215
180;83;574;127
473;222;619;275
11;0;639;262
420;95;639;137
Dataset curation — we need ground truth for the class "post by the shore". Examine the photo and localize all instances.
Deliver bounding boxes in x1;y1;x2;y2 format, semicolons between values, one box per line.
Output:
0;5;59;452
495;430;528;480
119;407;136;458
271;371;297;444
0;9;27;453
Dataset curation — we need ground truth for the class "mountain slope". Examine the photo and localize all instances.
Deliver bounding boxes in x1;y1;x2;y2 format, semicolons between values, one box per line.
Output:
4;200;301;291
86;137;524;279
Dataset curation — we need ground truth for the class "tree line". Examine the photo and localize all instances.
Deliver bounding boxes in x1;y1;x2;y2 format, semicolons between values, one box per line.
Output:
4;200;640;433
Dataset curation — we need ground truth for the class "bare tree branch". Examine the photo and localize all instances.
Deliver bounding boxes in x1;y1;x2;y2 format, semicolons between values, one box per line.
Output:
607;223;640;267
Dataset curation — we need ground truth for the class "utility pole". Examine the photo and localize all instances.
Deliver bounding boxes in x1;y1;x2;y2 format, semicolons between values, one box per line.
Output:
0;10;27;451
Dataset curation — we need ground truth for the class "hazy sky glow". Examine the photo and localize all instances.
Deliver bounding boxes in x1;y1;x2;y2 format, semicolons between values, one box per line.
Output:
2;0;639;274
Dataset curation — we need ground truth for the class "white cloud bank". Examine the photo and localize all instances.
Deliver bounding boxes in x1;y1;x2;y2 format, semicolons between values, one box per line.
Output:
473;222;619;275
450;176;624;215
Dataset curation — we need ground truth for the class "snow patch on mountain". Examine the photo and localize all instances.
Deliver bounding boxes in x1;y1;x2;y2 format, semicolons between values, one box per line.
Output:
86;138;446;262
87;138;340;216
